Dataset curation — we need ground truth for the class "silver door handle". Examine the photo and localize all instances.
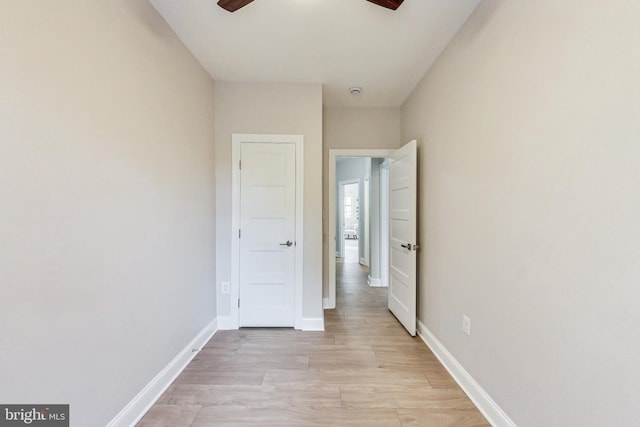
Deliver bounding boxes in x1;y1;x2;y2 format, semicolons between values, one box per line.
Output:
401;243;419;251
280;241;293;247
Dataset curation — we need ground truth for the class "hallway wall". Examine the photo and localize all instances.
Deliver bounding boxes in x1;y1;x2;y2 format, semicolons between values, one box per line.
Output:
214;82;323;325
402;1;640;425
0;1;217;425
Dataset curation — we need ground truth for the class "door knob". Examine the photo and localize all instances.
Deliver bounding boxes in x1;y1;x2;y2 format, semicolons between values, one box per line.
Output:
280;241;293;247
401;243;419;251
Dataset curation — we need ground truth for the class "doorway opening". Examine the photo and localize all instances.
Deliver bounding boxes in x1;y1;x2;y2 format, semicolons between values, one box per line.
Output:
328;142;418;336
328;150;394;310
339;181;360;264
230;134;304;330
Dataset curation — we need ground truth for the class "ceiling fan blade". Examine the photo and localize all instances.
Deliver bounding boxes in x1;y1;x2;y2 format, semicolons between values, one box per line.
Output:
217;0;255;13
366;0;404;10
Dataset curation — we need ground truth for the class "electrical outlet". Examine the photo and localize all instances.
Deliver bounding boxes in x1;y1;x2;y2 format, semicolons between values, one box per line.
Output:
221;282;230;294
462;315;471;336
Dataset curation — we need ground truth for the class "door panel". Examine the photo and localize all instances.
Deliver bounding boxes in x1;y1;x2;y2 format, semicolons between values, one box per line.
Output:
239;143;296;327
388;140;417;336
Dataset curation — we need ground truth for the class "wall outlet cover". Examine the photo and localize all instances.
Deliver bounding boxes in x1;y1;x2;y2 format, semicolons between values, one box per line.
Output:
221;282;230;294
462;315;471;336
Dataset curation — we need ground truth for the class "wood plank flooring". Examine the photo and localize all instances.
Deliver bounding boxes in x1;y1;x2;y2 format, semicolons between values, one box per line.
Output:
137;260;489;426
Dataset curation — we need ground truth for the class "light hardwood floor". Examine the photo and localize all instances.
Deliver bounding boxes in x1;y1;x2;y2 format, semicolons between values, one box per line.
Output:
137;260;489;426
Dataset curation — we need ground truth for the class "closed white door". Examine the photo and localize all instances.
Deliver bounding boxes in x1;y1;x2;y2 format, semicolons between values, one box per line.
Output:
388;140;418;336
239;142;296;327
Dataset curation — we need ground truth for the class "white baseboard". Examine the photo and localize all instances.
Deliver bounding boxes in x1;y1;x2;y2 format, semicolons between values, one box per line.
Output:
417;320;516;427
217;315;236;330
323;297;330;309
106;318;218;427
367;276;386;287
300;317;325;331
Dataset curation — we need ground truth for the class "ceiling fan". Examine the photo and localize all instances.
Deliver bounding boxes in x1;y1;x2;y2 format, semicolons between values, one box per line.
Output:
217;0;404;13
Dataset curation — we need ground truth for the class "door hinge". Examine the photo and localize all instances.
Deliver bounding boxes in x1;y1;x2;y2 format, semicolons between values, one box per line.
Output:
239;229;241;239
239;160;241;170
238;299;240;308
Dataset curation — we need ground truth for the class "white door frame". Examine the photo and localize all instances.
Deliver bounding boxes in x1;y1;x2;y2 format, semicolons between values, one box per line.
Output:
232;134;304;329
328;149;394;309
379;160;390;287
363;178;370;266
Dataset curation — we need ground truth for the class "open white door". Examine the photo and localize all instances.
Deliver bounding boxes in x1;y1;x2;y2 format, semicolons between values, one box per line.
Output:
239;142;296;327
388;140;418;336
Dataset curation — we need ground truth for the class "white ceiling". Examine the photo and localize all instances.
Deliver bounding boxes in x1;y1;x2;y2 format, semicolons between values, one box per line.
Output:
149;0;481;107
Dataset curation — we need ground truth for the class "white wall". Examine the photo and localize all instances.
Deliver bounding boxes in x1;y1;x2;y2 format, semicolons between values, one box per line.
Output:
402;1;640;426
215;82;323;324
0;1;217;426
323;107;401;297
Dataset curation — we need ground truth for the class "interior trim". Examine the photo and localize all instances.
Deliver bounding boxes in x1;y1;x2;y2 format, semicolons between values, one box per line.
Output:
417;319;517;427
106;318;218;427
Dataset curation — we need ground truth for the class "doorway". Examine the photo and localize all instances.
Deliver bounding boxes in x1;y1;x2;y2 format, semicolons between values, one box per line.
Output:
327;149;394;310
339;180;360;263
239;142;296;327
231;134;304;330
327;142;418;336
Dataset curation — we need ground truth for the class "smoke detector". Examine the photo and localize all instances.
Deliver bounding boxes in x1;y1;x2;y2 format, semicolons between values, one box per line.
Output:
349;87;362;95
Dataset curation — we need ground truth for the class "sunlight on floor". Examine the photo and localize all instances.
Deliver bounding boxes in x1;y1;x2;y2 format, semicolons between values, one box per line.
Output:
344;238;359;263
